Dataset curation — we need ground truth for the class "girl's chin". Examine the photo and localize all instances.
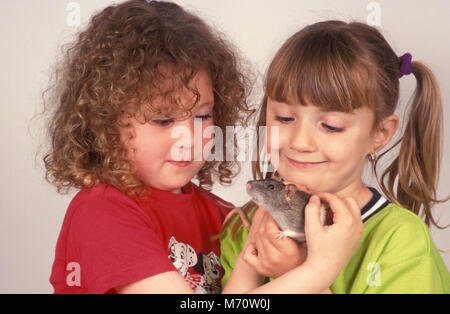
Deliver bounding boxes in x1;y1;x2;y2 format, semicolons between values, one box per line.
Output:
277;170;313;193
284;181;313;194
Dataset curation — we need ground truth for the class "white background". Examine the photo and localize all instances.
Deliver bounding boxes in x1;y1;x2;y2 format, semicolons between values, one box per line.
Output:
0;0;449;293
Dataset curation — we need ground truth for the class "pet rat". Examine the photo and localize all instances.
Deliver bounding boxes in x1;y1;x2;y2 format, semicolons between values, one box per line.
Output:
246;179;331;242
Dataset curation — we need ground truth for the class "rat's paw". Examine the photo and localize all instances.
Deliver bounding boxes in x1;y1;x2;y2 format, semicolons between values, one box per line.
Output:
275;231;287;241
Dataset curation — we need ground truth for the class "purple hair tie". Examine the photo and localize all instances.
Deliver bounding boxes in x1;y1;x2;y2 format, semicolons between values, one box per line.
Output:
399;53;413;78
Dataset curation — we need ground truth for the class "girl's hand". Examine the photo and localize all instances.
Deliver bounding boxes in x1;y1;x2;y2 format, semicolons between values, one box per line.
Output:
229;194;361;294
303;193;363;279
221;208;267;293
243;208;307;278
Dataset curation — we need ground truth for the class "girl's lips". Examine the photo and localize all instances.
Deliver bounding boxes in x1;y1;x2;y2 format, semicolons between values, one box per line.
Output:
167;160;193;168
286;157;327;169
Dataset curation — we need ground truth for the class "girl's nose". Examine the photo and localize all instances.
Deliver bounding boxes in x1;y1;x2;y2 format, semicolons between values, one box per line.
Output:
174;118;197;147
170;119;196;160
171;116;207;160
288;122;316;153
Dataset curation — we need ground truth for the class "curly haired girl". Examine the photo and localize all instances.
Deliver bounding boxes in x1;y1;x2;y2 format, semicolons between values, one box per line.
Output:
45;0;252;293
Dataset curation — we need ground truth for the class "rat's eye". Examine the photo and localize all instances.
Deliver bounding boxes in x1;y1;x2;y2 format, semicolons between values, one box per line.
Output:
268;184;275;190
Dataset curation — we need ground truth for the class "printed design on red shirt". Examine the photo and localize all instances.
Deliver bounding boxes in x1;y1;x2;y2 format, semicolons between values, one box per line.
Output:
168;236;222;294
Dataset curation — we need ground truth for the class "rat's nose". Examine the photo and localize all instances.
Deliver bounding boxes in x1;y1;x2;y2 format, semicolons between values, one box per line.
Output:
246;182;252;191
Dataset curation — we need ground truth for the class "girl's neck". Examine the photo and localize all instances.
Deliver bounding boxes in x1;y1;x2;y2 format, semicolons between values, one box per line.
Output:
335;181;374;210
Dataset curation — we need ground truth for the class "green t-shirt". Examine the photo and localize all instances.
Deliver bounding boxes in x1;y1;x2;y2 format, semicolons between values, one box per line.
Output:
220;196;450;293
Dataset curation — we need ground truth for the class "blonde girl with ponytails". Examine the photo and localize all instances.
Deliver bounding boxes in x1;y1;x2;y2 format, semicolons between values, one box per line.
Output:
220;20;449;294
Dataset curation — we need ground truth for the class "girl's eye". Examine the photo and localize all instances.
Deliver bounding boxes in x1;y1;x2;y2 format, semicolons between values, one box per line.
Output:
274;116;294;123
195;114;212;121
321;123;344;133
152;118;174;126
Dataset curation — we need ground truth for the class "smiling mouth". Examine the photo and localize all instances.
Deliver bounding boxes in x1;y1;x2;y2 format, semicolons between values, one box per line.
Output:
286;157;327;169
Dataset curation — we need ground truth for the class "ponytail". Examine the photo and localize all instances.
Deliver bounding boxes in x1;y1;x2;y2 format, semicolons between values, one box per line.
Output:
376;61;449;228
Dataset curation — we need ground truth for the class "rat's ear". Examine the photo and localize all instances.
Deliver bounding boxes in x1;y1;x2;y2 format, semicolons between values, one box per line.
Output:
284;184;297;201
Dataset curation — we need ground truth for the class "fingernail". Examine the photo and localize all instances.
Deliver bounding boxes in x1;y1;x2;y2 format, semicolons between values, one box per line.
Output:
310;195;319;202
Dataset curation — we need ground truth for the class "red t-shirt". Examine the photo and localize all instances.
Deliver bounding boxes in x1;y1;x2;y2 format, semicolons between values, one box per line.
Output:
49;181;231;294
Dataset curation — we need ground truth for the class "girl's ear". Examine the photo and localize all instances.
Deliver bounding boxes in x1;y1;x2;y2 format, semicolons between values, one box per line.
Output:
371;114;399;153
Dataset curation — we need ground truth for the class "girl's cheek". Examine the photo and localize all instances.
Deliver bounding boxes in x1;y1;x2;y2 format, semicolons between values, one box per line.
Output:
118;127;138;160
195;118;214;161
321;134;365;170
267;124;289;153
197;118;210;142
134;125;171;161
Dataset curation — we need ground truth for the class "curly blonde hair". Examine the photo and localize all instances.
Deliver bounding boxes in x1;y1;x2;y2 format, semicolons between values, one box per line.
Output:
43;0;252;197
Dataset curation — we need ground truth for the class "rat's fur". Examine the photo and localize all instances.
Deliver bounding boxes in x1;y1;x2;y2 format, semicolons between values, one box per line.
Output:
247;179;330;242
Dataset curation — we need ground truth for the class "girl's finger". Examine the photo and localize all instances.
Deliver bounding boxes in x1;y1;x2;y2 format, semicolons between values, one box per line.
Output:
343;197;362;221
247;208;266;241
304;195;323;235
257;214;285;266
254;220;272;264
242;242;259;267
242;242;270;277
261;214;283;249
263;215;300;254
253;207;267;223
315;192;353;223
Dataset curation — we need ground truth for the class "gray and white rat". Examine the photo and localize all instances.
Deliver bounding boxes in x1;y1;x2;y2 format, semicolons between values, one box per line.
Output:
246;179;331;242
